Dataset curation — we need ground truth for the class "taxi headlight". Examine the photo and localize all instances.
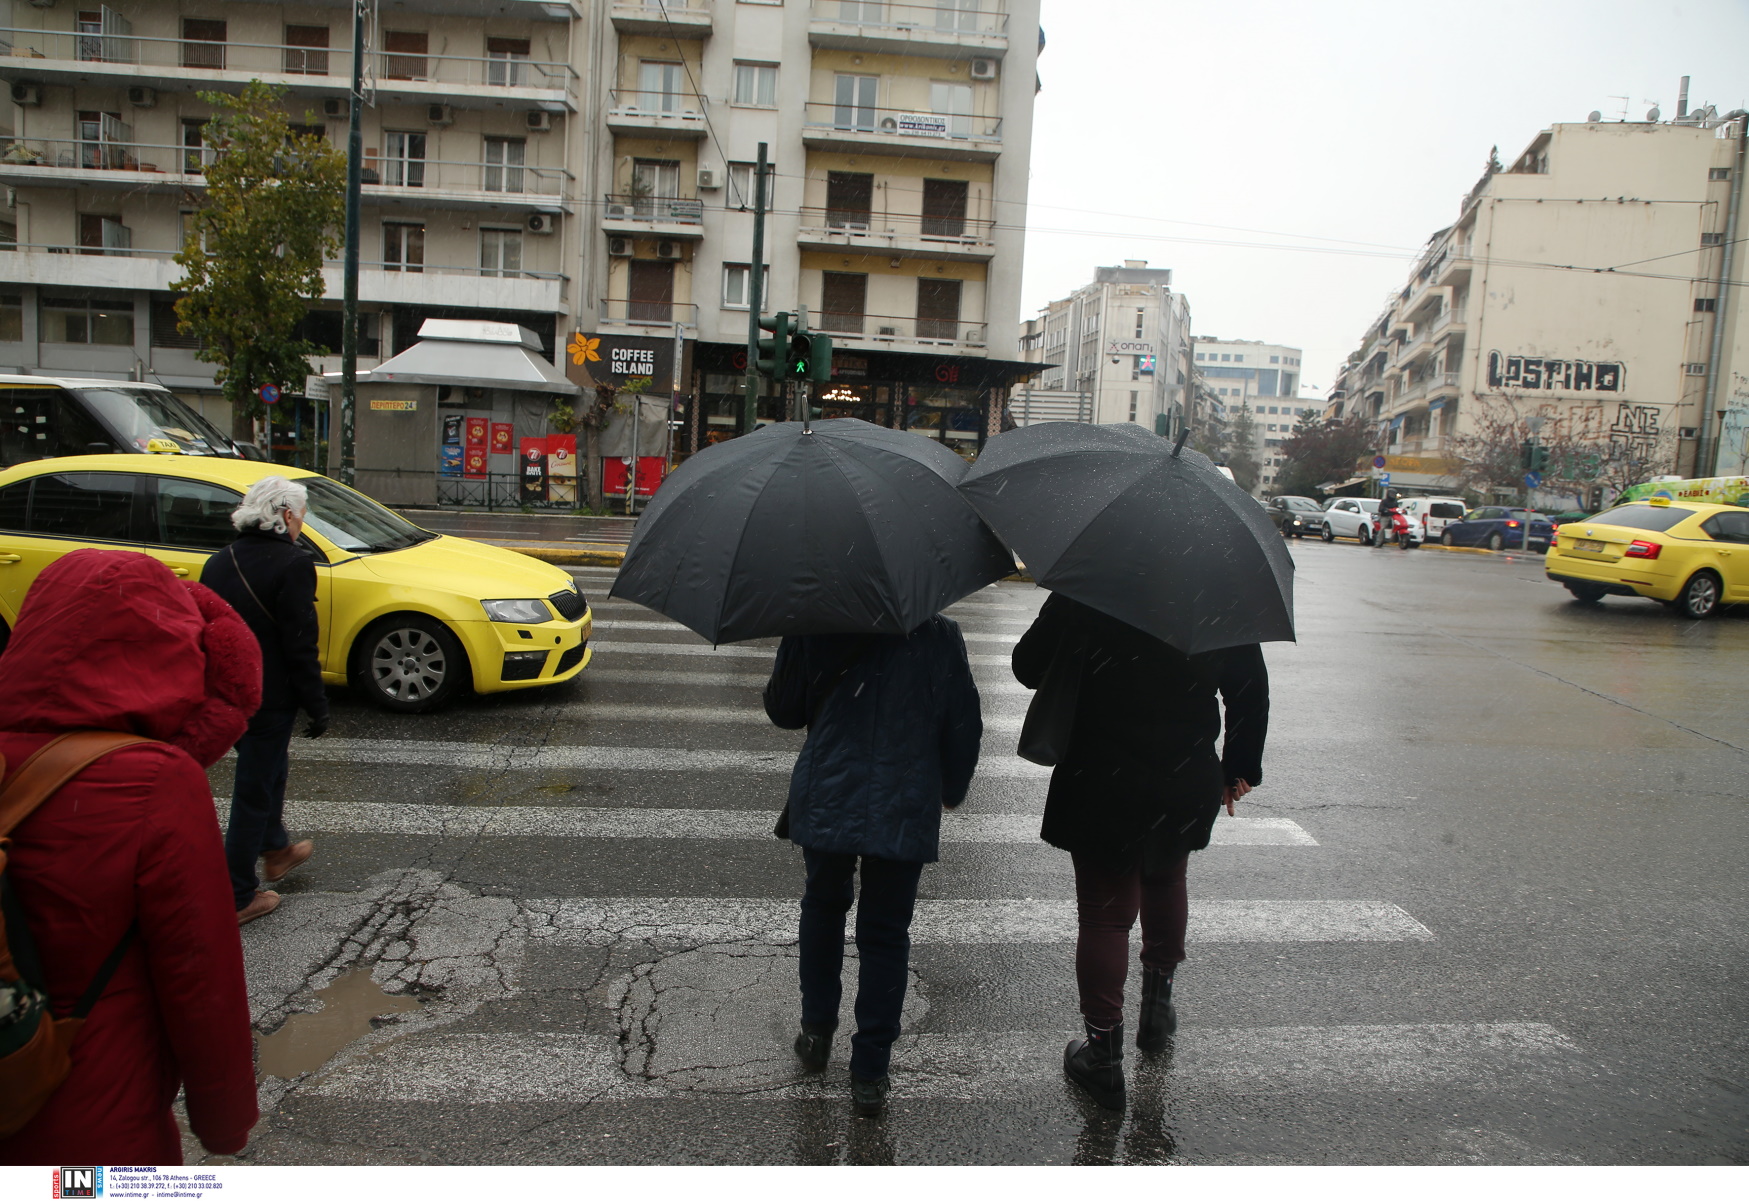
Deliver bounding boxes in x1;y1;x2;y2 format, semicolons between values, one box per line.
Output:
481;598;553;624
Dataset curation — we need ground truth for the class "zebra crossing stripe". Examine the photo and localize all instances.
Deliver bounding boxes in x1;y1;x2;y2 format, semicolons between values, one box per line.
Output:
593;642;1013;667
593;621;1025;645
547;701;1032;733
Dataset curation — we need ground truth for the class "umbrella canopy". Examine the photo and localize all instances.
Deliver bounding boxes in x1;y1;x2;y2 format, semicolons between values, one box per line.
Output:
960;422;1294;654
610;419;1015;643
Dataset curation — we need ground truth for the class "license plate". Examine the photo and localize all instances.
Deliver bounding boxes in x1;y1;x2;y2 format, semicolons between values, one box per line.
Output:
1575;538;1606;553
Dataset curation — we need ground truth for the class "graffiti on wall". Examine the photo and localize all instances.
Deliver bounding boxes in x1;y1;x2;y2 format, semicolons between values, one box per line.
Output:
1720;372;1749;476
1486;352;1624;392
1607;402;1663;463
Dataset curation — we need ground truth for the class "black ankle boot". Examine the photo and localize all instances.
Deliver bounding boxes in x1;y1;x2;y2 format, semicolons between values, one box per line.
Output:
794;1022;835;1072
1136;967;1177;1054
1064;1021;1125;1110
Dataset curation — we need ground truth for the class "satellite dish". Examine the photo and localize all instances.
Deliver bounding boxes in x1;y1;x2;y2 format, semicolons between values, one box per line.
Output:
1587;110;1602;123
1647;106;1661;122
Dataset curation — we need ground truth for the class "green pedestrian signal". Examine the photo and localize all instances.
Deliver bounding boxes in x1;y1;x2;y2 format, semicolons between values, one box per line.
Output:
755;311;792;380
788;331;813;378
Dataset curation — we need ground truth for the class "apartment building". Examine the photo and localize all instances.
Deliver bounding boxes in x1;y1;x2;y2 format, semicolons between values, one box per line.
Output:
1327;108;1749;496
1019;260;1191;432
587;0;1042;458
1193;336;1309;492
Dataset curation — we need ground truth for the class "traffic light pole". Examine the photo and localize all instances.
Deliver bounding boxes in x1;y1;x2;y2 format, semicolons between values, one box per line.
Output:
338;0;365;485
741;143;769;436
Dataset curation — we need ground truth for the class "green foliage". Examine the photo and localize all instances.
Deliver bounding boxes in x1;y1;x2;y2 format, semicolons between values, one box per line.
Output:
172;80;345;436
1225;403;1262;493
1276;412;1375;497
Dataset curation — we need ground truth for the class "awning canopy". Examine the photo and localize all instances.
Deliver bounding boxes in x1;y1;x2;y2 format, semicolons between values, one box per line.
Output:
328;319;579;395
1427;398;1446;410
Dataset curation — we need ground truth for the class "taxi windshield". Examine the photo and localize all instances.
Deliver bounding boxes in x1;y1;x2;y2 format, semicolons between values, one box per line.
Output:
300;476;435;554
74;387;236;456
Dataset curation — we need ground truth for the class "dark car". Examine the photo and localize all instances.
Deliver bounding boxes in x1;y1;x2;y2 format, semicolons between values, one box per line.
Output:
1439;506;1555;551
1266;495;1325;538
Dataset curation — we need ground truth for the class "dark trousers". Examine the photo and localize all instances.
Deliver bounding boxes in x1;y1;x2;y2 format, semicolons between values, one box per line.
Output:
798;849;925;1081
1070;851;1190;1029
226;706;297;909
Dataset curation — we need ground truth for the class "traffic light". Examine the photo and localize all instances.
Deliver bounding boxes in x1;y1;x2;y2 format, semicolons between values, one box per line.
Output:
787;331;813;379
755;311;792;380
805;332;833;383
1530;444;1551;474
1519;440;1534;470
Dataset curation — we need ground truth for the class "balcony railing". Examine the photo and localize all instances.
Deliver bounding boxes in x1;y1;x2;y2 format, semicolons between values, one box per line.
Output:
815;311;986;347
802;102;1002;145
0;27;579;97
600;298;701;327
607;88;708;115
603;193;704;224
810;2;1010;38
796;206;994;247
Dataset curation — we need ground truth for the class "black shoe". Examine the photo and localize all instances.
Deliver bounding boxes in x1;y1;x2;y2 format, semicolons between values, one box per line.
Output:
1136;967;1178;1054
794;1023;834;1072
1064;1021;1125;1110
851;1073;891;1118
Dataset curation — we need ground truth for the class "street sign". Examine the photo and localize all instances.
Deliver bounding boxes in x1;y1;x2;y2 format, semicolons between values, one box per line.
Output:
1379;472;1390;485
1372;455;1387;469
1524;471;1543;489
259;383;281;405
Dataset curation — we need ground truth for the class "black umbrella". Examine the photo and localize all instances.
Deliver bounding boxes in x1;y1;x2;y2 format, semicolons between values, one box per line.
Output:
959;422;1294;654
610;419;1015;643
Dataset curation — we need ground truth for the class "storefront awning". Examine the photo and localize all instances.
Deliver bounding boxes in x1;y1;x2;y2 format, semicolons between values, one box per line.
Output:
1428;398;1446;410
330;319;579;395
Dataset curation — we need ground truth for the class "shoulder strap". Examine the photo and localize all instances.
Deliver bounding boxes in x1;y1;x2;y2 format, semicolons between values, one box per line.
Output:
227;543;278;626
0;732;155;840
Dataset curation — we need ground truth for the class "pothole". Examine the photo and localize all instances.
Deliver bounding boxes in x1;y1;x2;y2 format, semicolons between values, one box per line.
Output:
256;968;424;1080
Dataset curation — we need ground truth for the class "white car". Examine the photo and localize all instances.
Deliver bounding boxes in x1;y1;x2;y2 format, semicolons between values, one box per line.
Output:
1398;496;1468;546
1321;496;1380;543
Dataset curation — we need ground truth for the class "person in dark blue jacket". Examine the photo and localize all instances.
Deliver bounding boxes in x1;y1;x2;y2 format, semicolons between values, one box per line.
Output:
764;613;982;1117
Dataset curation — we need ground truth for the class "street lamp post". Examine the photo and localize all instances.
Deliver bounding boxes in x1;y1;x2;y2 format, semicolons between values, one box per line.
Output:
338;0;365;486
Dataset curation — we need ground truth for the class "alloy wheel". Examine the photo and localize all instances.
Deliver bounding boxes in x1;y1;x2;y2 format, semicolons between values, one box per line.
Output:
1681;573;1720;619
370;625;449;703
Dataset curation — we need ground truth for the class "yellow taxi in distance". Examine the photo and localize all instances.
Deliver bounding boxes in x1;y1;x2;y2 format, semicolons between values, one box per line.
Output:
1545;498;1749;619
0;455;592;711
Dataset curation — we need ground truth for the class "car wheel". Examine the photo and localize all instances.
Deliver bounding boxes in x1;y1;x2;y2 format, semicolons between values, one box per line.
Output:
351;615;469;713
1320;524;1335;543
1486;532;1505;551
1360;526;1373;546
1441;531;1454;546
1564;582;1606;605
1675;571;1722;620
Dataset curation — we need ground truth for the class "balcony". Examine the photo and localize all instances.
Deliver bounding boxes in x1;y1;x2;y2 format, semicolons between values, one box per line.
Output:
0;26;579;110
1429;308;1468;341
813;311;987;352
796;206;995;261
606;89;709;139
801;103;1002;162
1427;371;1461;396
599;298;701;329
611;0;714;39
808;2;1010;61
363;156;573;212
1435;241;1473;287
601;193;705;240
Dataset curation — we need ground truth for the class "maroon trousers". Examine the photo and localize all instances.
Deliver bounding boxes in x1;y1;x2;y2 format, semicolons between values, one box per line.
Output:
1070;851;1190;1028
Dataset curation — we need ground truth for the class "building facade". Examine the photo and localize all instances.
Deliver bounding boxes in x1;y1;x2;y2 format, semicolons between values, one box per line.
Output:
1326;111;1749;498
1192;336;1308;493
1019;260;1191;432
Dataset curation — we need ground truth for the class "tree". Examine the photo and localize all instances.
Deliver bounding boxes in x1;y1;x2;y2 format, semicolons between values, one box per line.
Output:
1226;402;1261;494
1446;395;1676;508
1275;412;1375;497
173;80;346;444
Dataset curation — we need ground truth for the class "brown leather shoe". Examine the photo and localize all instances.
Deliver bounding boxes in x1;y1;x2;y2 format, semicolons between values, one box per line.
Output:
261;840;315;884
237;890;281;925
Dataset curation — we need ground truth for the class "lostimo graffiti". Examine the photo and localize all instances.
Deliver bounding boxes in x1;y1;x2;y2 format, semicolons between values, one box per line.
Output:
1487;352;1624;392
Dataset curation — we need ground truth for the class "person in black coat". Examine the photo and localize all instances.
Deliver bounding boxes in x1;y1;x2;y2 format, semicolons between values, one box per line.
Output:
1011;594;1268;1109
201;476;330;924
764;614;982;1117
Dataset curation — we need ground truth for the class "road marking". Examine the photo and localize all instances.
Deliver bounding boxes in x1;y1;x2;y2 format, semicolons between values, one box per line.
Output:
307;1021;1565;1102
577;667;1035;694
265;801;1317;846
525;897;1429;946
592;622;1023;645
590;642;1014;667
545;700;1032;733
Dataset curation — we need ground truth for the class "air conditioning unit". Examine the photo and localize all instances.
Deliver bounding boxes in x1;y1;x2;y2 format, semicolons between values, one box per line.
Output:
878;325;899;337
656;240;682;260
526;213;555;235
970;58;998;81
10;83;41;107
427;104;453;127
323;97;348;119
840;221;870;232
127;86;155;108
607;236;633;257
696;168;719;190
526;110;552;133
604;203;633;219
1679;427;1698;439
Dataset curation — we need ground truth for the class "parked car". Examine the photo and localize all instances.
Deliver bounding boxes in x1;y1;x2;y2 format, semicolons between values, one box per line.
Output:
1545;498;1749;618
1;375;240;468
1266;495;1326;538
1320;496;1380;543
0;455;593;711
1397;496;1469;546
1438;506;1555;552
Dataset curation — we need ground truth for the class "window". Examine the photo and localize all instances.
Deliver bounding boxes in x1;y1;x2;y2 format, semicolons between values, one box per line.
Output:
484;136;526;193
1128;392;1138;422
284;24;329;74
630;159;681;217
487;36;530;87
40;293;133;344
827;172;873;228
0;481;24;528
726;161;766;209
28;473;138;541
150;300;199;350
1701;511;1749;544
1233;354;1244;362
1134;309;1145;338
1270;355;1279;363
936;0;982;32
77;213;131;257
382;30;428;80
930;81;973;138
733;62;777;107
1701;232;1724;246
182;119;212;174
0;295;20;342
721;263;769;309
921;178;968;238
637;61;687;112
1709;167;1731;181
821;271;868;334
154;477;238;550
77;110;131;171
180;18;225;69
1195;352;1204;361
917;277;961;340
1695;298;1717;312
834;74;878;131
383;223;424;272
627;260;675;324
480;227;523;277
1221;354;1231;361
1;391;114;467
383;131;426;187
77;7;132;64
838;2;885;21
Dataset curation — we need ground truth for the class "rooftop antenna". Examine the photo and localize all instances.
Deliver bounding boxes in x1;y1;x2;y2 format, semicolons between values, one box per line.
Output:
1608;95;1629;121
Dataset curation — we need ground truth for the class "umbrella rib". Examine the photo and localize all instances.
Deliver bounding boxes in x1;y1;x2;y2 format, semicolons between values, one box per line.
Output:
707;437;801;646
817;436;895;629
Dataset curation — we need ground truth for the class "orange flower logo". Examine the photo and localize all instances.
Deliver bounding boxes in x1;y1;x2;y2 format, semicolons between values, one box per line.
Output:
569;333;601;365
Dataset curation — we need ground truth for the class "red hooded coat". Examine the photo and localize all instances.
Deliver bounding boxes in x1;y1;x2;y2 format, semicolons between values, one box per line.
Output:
0;548;262;1164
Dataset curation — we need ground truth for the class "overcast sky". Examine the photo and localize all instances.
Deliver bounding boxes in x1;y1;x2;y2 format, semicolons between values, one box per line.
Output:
1020;0;1749;399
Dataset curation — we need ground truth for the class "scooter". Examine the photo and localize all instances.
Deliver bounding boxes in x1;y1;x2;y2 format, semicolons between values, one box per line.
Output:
1373;510;1415;550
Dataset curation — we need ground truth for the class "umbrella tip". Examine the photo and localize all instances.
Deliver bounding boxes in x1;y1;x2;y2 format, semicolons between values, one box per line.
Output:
1171;429;1189;457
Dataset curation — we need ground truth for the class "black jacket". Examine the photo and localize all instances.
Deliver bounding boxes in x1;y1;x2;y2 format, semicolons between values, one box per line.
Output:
764;615;982;863
201;526;328;720
1012;595;1268;866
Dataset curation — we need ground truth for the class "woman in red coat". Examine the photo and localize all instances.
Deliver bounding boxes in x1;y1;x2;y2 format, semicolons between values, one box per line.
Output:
0;549;263;1164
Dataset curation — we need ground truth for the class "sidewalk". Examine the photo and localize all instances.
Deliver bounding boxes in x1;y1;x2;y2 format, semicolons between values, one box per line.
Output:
398;509;633;567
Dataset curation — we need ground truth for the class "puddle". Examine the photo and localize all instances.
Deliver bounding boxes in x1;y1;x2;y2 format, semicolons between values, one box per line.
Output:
256;969;423;1080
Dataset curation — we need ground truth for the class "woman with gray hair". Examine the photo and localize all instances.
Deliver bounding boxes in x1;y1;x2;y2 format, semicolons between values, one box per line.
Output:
201;475;330;924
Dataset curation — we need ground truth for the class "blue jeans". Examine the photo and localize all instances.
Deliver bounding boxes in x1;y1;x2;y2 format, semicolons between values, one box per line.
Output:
798;849;924;1081
226;706;296;909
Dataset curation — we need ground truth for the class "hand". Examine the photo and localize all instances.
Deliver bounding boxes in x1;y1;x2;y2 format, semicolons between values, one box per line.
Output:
303;717;329;740
1223;779;1253;816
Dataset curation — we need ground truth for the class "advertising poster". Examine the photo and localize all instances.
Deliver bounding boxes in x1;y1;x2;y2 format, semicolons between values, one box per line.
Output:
463;445;488;479
443;414;464;445
491;422;514;455
465;416;488;449
439;445;462;476
547;434;577;504
520;436;549;503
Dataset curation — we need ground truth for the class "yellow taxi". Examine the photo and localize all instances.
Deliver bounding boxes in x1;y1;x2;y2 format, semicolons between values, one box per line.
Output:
0;455;592;711
1545;498;1749;619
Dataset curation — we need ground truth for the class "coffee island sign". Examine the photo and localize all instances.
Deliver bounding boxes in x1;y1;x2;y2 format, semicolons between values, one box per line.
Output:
566;331;684;393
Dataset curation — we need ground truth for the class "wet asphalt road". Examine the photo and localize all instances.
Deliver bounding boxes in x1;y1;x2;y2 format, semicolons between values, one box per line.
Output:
205;538;1749;1166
